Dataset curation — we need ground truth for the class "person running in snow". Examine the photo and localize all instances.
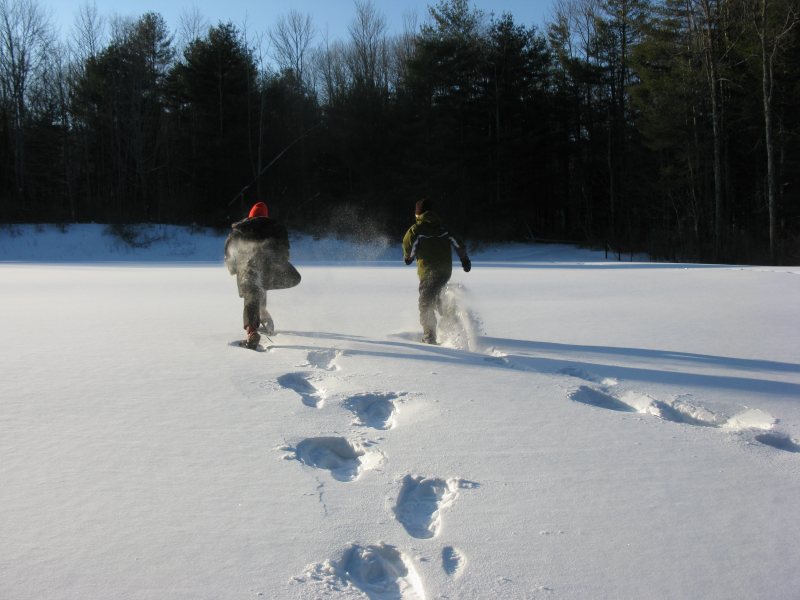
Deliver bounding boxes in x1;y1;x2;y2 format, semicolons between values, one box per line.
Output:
402;198;471;344
224;201;300;349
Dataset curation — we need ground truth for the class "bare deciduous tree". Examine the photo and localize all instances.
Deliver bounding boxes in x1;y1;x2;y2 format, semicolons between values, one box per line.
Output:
314;35;350;106
388;9;418;93
71;1;104;63
270;9;315;90
176;6;207;55
347;0;389;93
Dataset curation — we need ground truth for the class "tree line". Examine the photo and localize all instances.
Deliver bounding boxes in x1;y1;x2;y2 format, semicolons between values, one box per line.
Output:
1;0;798;263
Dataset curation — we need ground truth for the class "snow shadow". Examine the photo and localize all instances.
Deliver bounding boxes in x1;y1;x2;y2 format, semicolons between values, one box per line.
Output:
278;330;800;397
470;262;730;271
754;433;800;453
482;337;800;397
442;546;466;578
486;337;800;376
280;330;482;367
559;366;619;387
557;358;800;397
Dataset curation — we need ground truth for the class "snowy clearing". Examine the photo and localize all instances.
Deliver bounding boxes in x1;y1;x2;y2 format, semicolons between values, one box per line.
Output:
1;225;799;599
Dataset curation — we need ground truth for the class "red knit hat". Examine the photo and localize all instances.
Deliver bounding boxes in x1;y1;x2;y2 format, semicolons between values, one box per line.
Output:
249;202;269;218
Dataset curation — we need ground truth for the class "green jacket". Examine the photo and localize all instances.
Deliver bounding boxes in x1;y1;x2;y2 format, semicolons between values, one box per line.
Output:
402;211;467;279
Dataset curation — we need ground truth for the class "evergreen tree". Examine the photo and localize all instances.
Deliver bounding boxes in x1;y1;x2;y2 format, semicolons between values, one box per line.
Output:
70;12;173;221
168;22;258;223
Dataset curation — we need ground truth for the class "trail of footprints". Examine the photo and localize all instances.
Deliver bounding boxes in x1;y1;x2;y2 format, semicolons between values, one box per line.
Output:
273;347;476;598
271;345;797;596
482;351;798;454
562;367;800;453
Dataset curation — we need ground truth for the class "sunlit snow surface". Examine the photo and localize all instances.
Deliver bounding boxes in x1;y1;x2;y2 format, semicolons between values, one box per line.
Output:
1;225;799;599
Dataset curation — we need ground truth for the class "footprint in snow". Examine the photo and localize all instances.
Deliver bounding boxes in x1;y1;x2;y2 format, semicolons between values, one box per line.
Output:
393;475;459;539
442;546;466;578
277;372;326;408
284;437;380;482
571;387;797;454
722;408;778;432
570;386;725;427
344;392;402;430
305;348;340;371
724;410;799;454
300;543;426;600
618;391;724;427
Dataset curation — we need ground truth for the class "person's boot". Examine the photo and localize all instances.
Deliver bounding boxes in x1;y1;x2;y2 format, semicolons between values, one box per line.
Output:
259;310;275;335
422;329;437;344
244;325;261;349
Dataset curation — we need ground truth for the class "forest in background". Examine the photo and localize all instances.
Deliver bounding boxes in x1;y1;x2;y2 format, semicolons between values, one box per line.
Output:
0;0;798;264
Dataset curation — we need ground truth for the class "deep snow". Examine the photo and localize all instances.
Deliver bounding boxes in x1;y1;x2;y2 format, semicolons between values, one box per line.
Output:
1;224;799;600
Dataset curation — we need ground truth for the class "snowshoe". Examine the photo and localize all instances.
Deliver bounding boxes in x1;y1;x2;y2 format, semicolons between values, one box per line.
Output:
259;319;275;336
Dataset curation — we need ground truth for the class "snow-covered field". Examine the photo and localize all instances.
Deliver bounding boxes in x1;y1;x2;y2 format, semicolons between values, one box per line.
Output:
1;224;799;600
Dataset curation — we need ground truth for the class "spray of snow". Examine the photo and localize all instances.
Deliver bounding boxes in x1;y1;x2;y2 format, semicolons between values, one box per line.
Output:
436;283;483;351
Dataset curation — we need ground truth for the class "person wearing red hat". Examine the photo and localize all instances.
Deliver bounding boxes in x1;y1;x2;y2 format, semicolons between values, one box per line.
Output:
224;201;301;349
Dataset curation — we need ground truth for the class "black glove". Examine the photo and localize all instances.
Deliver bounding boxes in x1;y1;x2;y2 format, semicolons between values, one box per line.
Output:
461;256;471;272
404;257;413;265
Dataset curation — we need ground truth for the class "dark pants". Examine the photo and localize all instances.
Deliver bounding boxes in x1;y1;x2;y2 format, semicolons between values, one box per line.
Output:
419;274;450;341
241;284;267;330
237;264;294;333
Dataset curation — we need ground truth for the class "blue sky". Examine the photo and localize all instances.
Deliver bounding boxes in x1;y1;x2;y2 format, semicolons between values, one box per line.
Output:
49;0;554;41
